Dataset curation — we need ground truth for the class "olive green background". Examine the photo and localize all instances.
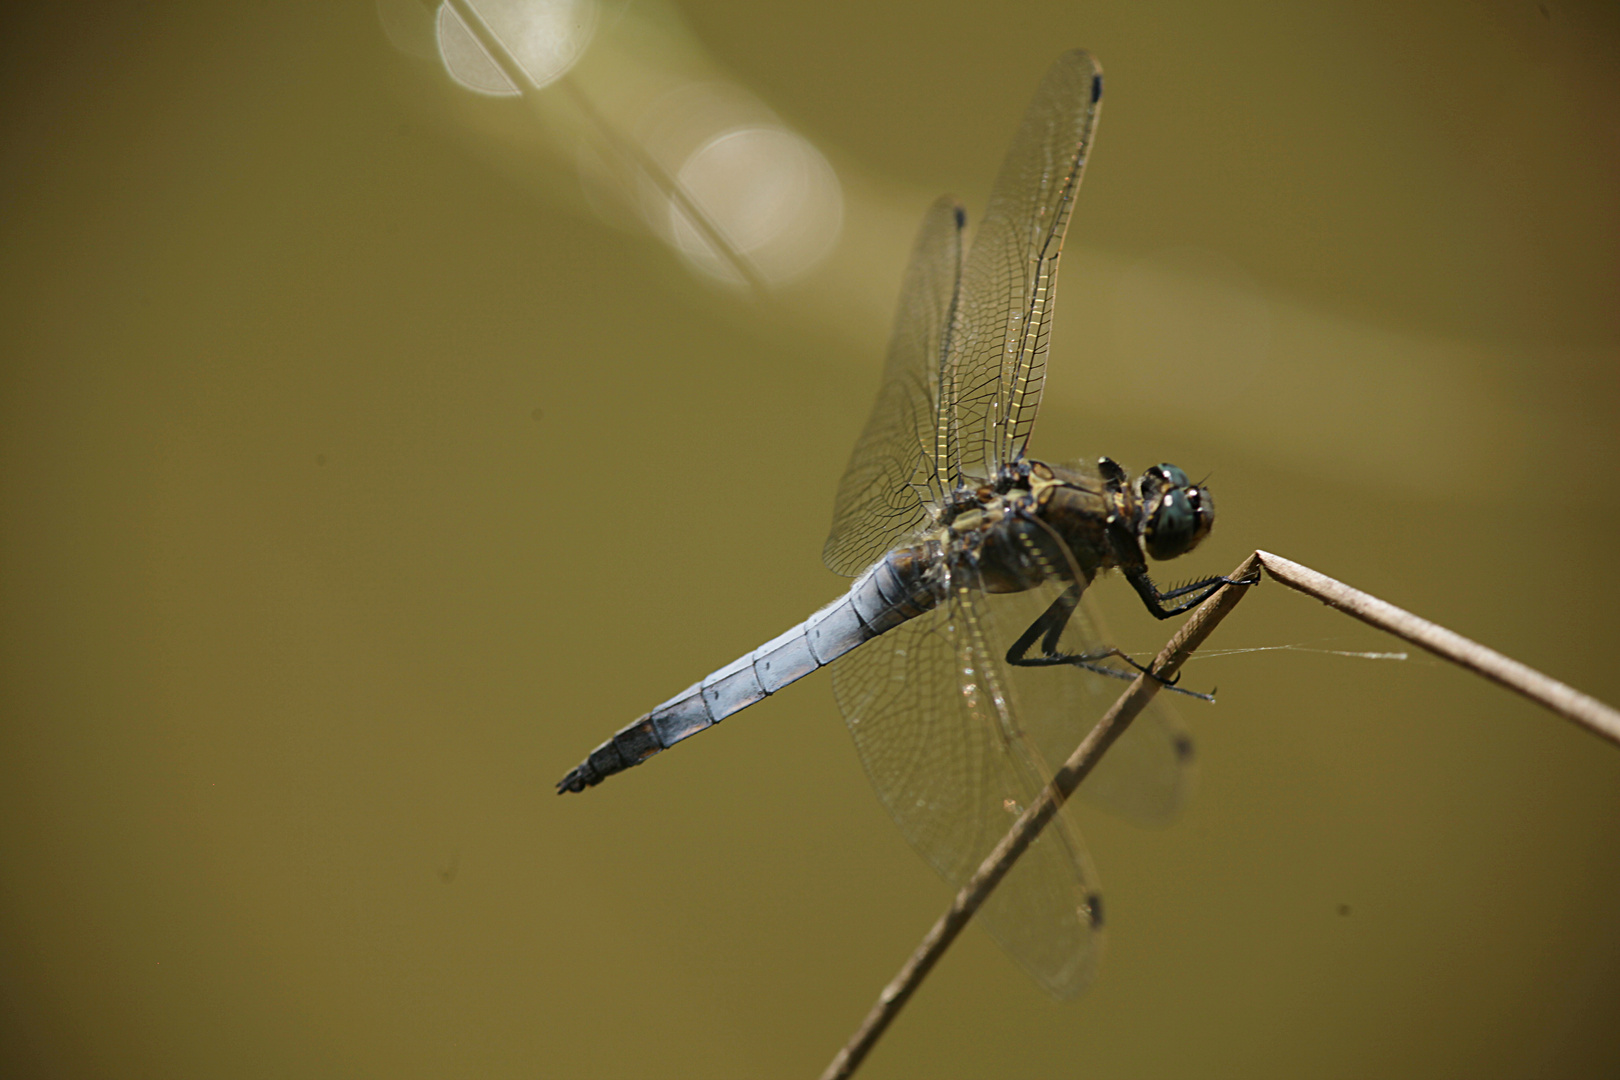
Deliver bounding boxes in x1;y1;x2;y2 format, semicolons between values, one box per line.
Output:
3;2;1618;1078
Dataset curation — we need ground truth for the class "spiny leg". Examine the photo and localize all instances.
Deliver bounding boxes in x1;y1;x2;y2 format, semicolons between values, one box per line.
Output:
1125;567;1258;619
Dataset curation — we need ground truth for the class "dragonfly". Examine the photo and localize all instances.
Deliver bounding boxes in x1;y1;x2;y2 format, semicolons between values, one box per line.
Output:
557;49;1242;998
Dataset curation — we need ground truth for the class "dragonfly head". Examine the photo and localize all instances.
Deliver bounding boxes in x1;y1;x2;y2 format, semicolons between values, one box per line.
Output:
1137;464;1214;561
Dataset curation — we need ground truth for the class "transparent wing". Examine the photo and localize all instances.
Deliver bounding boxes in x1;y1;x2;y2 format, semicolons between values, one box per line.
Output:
1080;697;1196;828
823;196;965;576
1066;592;1198;828
946;49;1103;482
833;570;1198;996
831;567;1105;997
832;594;1002;888
996;581;1197;828
824;51;1103;574
978;814;1103;998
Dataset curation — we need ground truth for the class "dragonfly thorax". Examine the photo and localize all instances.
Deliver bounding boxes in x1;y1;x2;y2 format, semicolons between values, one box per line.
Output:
934;457;1217;600
930;460;1106;594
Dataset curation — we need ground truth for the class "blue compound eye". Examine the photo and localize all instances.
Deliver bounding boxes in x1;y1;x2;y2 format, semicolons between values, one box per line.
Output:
1143;482;1213;561
1152;464;1189;487
1138;463;1189;501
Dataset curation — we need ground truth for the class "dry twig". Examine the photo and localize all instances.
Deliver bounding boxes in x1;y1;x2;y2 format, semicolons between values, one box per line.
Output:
1255;551;1620;747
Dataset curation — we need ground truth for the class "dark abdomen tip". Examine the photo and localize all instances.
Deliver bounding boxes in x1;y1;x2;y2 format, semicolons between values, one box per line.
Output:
555;764;595;794
556;717;663;794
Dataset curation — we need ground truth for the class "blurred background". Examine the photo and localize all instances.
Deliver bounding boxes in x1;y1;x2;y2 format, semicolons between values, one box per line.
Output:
3;1;1617;1077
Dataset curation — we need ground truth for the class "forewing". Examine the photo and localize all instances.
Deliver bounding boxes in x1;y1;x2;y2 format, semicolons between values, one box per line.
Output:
947;49;1103;481
823;196;965;576
832;570;1103;997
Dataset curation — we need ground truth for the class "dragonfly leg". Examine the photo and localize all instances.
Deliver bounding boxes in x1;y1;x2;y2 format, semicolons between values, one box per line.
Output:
1005;586;1214;700
1124;567;1257;620
1004;584;1083;665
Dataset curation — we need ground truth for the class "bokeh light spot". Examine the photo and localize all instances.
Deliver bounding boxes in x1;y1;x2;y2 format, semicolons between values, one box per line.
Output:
436;0;596;97
668;126;843;286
